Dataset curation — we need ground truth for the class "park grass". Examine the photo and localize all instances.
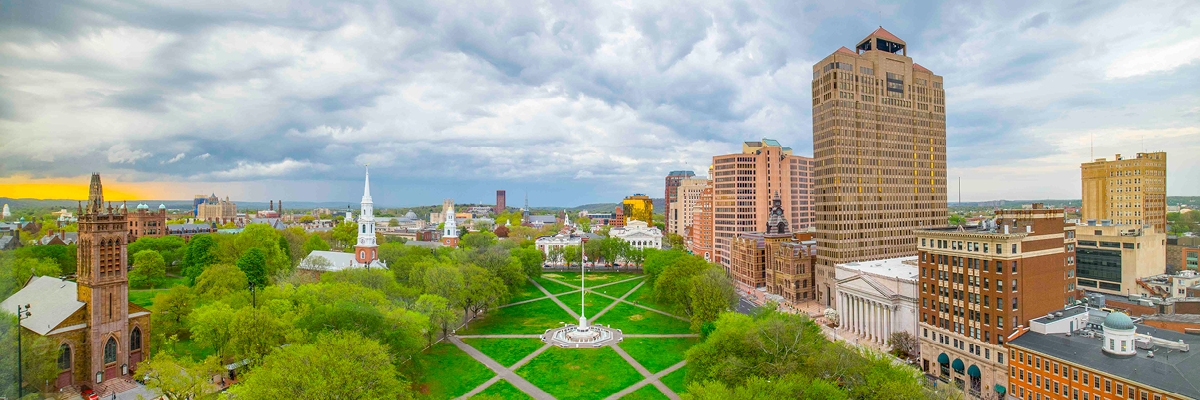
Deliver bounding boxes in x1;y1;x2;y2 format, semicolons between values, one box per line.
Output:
516;346;643;400
507;281;545;304
592;278;644;299
618;337;698;373
159;339;215;362
532;276;578;294
547;272;641;286
558;290;615;319
460;298;574;335
593;303;691;335
623;281;674;313
129;289;169;308
472;379;532;399
660;366;688;395
412;342;495;399
463;338;545;368
622;384;670;400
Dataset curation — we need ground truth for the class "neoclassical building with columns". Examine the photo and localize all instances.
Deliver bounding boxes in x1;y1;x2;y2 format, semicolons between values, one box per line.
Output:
834;255;919;345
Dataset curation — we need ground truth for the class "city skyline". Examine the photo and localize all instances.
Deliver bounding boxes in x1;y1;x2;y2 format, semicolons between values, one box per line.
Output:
2;1;1198;206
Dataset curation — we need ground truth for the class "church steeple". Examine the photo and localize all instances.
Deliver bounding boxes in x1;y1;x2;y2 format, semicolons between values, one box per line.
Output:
442;199;459;247
353;165;378;267
87;173;104;214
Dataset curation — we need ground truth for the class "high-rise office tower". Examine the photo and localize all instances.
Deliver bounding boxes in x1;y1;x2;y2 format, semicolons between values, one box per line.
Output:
711;139;813;267
664;170;696;234
495;190;506;214
669;176;707;237
621;194;654;225
689;173;715;262
1081;152;1167;233
811;27;948;306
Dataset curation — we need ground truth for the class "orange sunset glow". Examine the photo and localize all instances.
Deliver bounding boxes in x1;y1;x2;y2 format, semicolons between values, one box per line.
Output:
0;176;153;200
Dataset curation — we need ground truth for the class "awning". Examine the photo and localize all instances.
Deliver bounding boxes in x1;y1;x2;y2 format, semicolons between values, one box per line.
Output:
967;365;981;377
994;384;1007;394
952;358;964;372
937;353;949;364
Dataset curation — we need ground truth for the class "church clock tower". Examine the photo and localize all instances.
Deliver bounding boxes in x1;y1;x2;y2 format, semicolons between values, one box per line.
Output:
442;200;459;248
354;166;378;267
77;173;135;383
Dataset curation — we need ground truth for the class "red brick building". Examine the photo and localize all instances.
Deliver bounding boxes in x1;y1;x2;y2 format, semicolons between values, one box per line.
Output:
126;203;167;241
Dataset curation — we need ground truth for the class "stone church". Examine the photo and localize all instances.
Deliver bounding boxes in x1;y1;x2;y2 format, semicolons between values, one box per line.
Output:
1;174;152;392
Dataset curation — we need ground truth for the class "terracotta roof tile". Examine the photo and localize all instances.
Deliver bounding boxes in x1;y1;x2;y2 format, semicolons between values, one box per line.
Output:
913;63;931;73
836;46;856;55
868;26;905;44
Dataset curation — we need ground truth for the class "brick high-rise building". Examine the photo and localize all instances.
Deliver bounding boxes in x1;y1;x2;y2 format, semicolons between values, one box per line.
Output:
494;190;506;214
711;139;813;267
1081;152;1167;233
915;204;1077;399
812;27;948;306
664;171;695;234
689;176;714;261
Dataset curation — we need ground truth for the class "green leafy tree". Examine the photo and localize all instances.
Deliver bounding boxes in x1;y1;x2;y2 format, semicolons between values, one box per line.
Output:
150;285;197;342
12;243;77;275
423;264;465;306
193;263;248;300
459;265;508;324
665;233;687;249
128;236;187;268
562;244;582;266
130;249;167;288
948;214;966;226
230;331;412;399
461;231;498;249
654;255;708;311
332;220;358;249
227;224;291;277
181;234;217;284
1;253;61;300
302;234;331;254
688;265;737;331
277;235;292;265
577;216;591;232
228;306;289;364
414;294;459;346
511;246;545;279
139;353;222;400
237;247;269;287
188;301;235;357
0;311;59;397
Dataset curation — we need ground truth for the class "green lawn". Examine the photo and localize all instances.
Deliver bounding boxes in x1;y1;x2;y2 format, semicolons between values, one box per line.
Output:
546;272;641;286
532;276;578;294
463;338;545;368
593;303;691;334
624;281;673;313
592;278;644;299
516;346;643;400
460;298;574;335
158;339;215;362
473;379;532;399
660;365;687;395
622;384;669;400
618;337;698;373
129;289;170;308
508;281;546;304
558;290;615;319
413;342;495;399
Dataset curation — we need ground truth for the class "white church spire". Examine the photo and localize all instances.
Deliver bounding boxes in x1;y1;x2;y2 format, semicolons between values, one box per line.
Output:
354;165;378;266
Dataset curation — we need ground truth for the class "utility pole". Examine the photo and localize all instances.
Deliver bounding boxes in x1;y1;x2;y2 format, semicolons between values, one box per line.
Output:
16;304;32;398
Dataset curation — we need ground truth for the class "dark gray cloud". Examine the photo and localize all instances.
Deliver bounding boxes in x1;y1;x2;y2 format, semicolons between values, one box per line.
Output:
0;0;1197;205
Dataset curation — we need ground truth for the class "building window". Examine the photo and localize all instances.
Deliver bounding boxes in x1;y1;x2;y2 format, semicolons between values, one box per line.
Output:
131;327;142;352
57;344;71;371
104;338;117;364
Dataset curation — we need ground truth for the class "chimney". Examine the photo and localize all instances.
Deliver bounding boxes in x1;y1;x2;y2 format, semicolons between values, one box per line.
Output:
270;200;274;211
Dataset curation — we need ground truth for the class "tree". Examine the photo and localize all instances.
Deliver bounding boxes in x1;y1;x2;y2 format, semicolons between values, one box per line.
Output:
188;301;235;357
472;219;495;233
302;234;331;254
547;246;565;264
228;224;291;277
128;235;187;268
423;264;465;306
193;263;248;300
0;311;59;397
390;218;400;227
151;285;197;342
140;353;222;400
299;215;316;223
237;247;268;287
277;235;292;265
299;255;333;273
460;265;508;324
414;294;460;345
228;306;288;364
461;231;498;249
12;243;77;275
562;245;582;266
1;253;61;300
688;265;737;331
511;246;545;279
130;249;167;288
468;247;525;291
654;255;708;312
887;331;919;361
577;216;591;232
948;214;966;226
332;220;358;249
683;374;847;400
665;233;687;249
230;331;411;399
181;234;217;284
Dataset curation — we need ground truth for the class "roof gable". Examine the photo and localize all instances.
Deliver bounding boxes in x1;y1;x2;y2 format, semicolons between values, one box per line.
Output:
0;276;86;335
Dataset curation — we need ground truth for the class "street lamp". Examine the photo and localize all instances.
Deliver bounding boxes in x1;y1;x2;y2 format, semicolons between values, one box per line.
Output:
16;304;31;398
249;281;257;308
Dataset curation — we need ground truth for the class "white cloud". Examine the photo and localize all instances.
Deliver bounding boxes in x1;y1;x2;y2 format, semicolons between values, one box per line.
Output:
163;153;186;164
199;158;330;180
106;144;151;164
194;153;211;160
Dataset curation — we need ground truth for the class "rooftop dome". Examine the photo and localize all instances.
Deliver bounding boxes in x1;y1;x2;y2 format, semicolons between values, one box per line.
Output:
1103;311;1135;330
405;211;417;218
159;204;167;209
136;204;148;210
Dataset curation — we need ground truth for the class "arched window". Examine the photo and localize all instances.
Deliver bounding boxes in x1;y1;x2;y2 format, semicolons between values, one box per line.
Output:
57;344;71;371
130;327;142;352
104;338;117;364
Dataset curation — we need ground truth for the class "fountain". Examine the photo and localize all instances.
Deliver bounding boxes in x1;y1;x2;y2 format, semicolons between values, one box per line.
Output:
542;236;622;348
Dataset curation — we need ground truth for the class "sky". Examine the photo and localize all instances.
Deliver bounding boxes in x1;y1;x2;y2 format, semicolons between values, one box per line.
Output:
0;0;1197;207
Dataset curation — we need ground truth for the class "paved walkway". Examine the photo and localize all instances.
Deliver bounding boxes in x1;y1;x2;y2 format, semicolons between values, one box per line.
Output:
457;334;542;339
591;290;691;322
450;336;554;400
608;344;683;400
588;280;645;324
623;333;700;338
529;278;580;319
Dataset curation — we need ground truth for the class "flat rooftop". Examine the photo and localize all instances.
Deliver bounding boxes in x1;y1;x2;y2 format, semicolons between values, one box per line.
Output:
1009;324;1200;398
836;255;918;280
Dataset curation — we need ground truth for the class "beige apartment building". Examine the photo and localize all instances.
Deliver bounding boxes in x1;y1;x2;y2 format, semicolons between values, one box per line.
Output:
711;139;813;267
689;176;715;262
668;176;707;238
1081;152;1167;233
812;27;948;306
1074;221;1165;295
